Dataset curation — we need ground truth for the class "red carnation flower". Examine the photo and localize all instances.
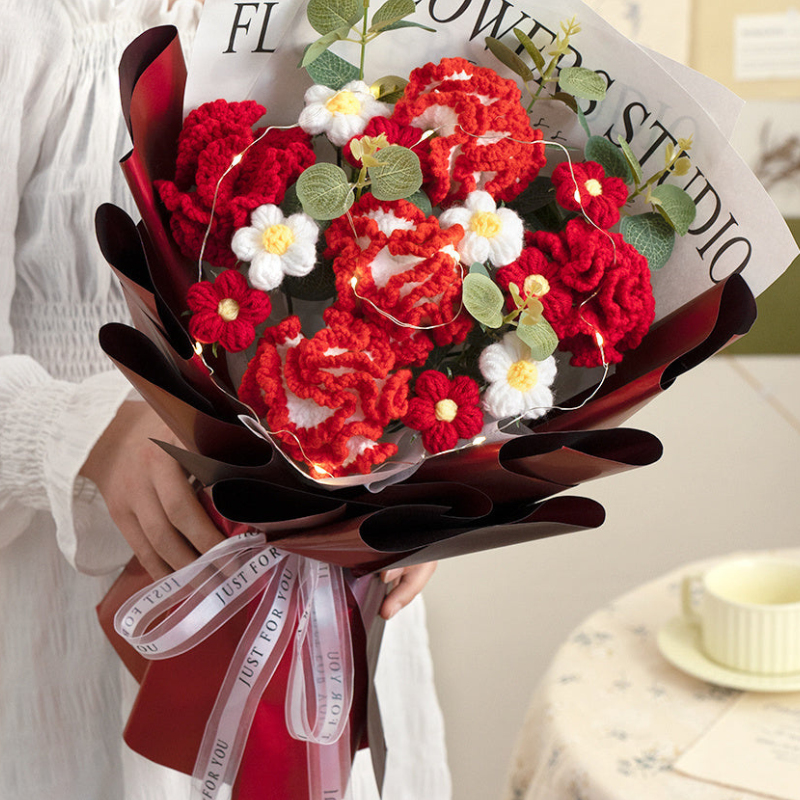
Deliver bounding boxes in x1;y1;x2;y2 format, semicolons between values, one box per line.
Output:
156;100;316;269
495;239;575;332
551;160;628;229
392;57;545;206
238;310;411;477
403;370;483;454
325;194;472;355
344;117;432;175
497;221;655;367
187;269;271;352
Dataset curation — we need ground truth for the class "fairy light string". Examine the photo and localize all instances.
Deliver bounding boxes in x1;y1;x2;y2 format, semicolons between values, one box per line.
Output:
192;113;632;480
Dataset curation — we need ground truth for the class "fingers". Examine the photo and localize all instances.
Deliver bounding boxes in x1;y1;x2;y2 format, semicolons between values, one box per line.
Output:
379;562;437;620
114;511;176;580
82;401;226;580
153;467;226;556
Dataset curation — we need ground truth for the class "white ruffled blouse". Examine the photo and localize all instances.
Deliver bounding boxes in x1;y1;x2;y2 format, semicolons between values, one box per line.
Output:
0;1;451;797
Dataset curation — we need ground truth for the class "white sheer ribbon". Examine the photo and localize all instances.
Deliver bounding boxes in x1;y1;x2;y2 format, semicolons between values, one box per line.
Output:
114;532;357;800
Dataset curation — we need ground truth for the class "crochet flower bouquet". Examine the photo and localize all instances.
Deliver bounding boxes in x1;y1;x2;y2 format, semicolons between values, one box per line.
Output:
94;1;795;799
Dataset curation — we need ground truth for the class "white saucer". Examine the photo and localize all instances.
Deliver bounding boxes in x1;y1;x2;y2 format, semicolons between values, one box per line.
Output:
657;617;800;692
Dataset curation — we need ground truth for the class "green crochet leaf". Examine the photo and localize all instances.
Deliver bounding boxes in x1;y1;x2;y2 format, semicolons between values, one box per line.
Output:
558;67;607;101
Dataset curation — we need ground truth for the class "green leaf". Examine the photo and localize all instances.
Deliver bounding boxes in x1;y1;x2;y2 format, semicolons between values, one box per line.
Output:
673;156;692;177
551;91;578;113
378;19;436;32
515;318;559;361
406;189;432;217
371;74;408;103
620;212;675;270
301;26;352;68
469;261;491;279
463;273;505;328
506;176;555;217
368;145;423;201
584;136;633;182
576;103;591;138
307;0;362;35
514;28;546;73
370;0;415;30
617;135;643;185
305;48;360;90
485;36;535;83
558;67;607;101
296;163;354;220
649;184;697;236
280;182;303;216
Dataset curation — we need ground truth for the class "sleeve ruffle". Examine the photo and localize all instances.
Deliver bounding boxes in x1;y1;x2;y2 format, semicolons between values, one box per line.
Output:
0;355;133;574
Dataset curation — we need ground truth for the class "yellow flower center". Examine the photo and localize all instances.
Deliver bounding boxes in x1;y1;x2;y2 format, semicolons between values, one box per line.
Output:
261;224;294;255
217;298;240;322
523;273;550;298
325;90;362;115
469;211;502;239
507;360;539;393
584;178;603;197
434;398;459;423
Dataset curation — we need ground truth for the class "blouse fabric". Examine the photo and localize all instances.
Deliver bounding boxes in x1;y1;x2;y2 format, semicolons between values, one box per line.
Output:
0;1;451;797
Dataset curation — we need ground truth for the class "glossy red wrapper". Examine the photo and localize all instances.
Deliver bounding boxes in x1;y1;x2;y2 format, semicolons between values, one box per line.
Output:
95;25;756;799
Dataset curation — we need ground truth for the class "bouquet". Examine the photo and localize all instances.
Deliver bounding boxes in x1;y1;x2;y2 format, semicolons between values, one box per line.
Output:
95;1;797;798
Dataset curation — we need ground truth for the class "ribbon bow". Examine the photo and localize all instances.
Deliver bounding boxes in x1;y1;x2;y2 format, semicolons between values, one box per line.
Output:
114;532;357;800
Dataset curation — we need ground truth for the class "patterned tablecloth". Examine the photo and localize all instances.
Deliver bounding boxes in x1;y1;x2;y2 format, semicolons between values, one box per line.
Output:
504;549;800;800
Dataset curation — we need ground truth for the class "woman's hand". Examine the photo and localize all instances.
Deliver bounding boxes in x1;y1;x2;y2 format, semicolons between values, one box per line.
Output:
379;562;437;620
80;400;225;578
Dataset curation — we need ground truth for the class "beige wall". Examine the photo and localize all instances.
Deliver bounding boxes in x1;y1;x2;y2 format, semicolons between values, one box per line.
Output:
692;0;800;98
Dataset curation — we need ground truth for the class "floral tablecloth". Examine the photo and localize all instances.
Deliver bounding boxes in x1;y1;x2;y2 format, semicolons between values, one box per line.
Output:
504;549;800;800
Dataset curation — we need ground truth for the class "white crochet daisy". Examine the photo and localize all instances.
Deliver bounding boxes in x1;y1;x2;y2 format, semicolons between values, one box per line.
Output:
438;190;524;267
479;332;557;420
231;204;319;292
298;81;391;147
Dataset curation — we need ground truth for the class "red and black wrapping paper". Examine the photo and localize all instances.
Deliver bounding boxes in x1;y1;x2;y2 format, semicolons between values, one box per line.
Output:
94;24;756;800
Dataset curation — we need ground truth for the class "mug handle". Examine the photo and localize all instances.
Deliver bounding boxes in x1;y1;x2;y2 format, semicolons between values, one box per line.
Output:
681;574;703;622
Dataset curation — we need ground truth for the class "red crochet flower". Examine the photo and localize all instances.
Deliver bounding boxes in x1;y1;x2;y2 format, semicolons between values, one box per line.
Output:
551;160;629;228
344;117;432;175
497;221;655;367
238;310;411;477
325;194;472;356
403;371;483;454
156;100;316;269
392;58;545;206
495;239;575;333
186;269;271;352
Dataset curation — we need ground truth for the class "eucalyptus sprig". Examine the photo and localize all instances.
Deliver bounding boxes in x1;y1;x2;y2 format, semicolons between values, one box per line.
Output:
295;138;423;220
486;17;607;113
301;0;434;89
584;132;697;269
462;264;559;361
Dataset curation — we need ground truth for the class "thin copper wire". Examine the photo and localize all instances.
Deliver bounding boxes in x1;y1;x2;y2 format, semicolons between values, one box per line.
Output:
196;119;619;469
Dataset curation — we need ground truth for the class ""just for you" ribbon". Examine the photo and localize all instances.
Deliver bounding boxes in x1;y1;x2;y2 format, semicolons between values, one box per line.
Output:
114;532;357;800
